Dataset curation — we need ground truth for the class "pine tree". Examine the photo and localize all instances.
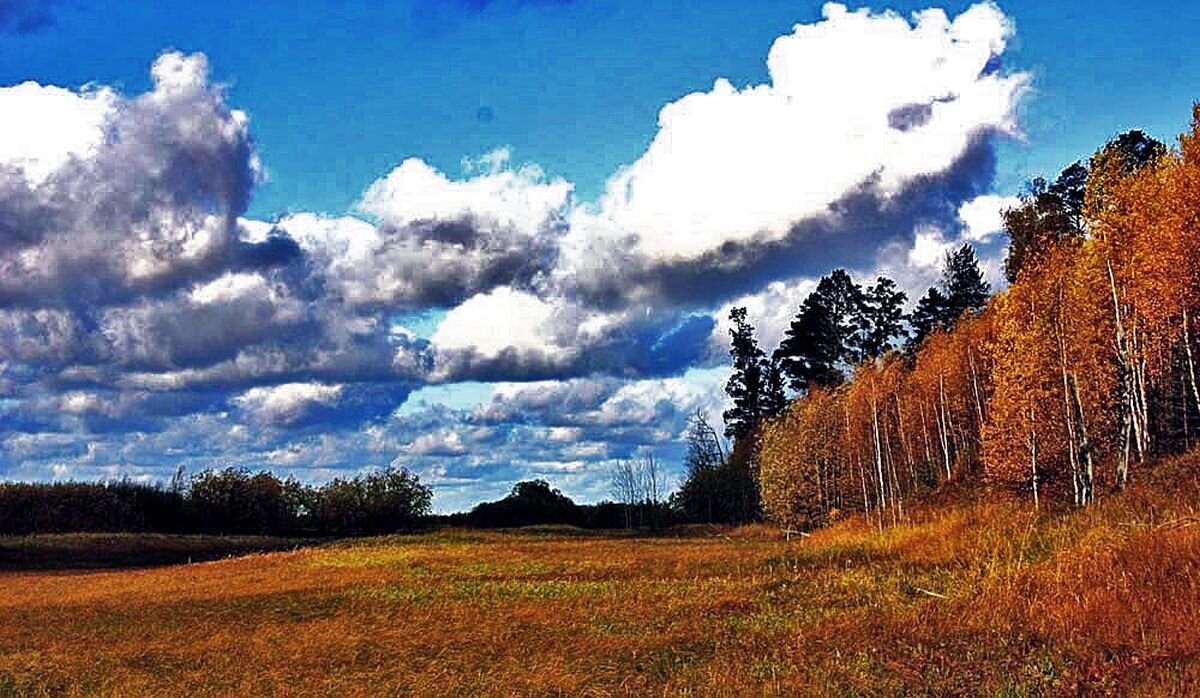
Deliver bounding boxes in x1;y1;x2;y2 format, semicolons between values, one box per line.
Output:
907;244;989;351
908;287;950;349
942;243;990;322
1003;163;1088;283
761;356;789;419
859;277;908;360
724;306;766;441
775;291;843;393
775;269;865;393
824;270;867;364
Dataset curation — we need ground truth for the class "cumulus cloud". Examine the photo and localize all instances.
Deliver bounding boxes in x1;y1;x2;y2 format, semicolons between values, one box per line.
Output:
707;277;820;362
427;292;715;383
0;82;115;185
233;382;344;425
0;51;271;307
433;286;562;360
589;1;1023;260
265;150;575;311
556;2;1027;308
958;193;1021;242
360;148;571;237
2;4;1033;509
407;429;469;456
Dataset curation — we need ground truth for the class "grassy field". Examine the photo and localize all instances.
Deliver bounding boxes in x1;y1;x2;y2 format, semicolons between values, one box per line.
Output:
2;462;1200;696
0;533;308;571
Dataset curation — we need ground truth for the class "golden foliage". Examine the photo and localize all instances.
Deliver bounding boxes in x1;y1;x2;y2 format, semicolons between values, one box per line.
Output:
762;104;1200;519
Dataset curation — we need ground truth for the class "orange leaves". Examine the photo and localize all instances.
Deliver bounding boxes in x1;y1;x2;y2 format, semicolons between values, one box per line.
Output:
763;106;1200;514
760;387;845;529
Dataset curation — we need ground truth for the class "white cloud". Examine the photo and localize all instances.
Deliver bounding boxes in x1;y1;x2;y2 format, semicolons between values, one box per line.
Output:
566;2;1027;263
0;81;116;185
188;272;271;305
408;430;468;456
959;193;1020;242
0;5;1035;502
59;391;119;417
591;371;724;429
148;51;212;100
908;224;954;269
234;382;344;425
0;50;261;305
358;148;572;237
710;277;819;359
276;156;570;308
547;426;583;442
432;286;563;360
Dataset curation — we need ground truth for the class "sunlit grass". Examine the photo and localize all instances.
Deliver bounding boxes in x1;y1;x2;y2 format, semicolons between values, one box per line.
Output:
3;456;1200;695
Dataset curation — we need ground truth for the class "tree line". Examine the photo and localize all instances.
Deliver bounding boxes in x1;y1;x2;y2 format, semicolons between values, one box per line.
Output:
0;466;431;536
675;224;988;526
752;106;1200;530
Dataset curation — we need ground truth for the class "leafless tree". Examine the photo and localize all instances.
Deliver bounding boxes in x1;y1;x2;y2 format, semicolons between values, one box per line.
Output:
610;453;664;529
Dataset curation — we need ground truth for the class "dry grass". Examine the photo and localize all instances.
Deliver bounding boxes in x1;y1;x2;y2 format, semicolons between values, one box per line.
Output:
0;533;307;570
3;460;1200;696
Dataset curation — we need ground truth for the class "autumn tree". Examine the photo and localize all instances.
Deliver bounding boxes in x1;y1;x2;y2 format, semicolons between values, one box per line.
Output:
1002;162;1088;283
1084;130;1168;487
760;386;848;529
756;107;1200;526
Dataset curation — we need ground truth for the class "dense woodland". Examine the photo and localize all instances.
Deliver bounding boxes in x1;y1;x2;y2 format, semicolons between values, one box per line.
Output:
746;105;1200;531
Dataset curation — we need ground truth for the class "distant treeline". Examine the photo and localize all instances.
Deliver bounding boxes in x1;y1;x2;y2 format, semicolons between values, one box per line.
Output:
0;471;700;536
0;466;431;536
442;479;679;530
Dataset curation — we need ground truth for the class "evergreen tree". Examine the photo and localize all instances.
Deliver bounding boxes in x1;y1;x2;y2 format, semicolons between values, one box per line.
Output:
942;243;990;322
1103;129;1166;174
724;306;766;441
776;269;907;391
683;409;725;475
1003;132;1163;284
775;269;864;393
1003;163;1088;283
775;291;843;393
858;276;908;360
907;244;989;351
1048;161;1088;234
908;287;950;348
823;270;867;363
761;356;789;419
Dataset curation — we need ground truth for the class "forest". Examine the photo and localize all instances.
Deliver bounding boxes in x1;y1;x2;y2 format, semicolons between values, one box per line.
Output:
738;106;1200;532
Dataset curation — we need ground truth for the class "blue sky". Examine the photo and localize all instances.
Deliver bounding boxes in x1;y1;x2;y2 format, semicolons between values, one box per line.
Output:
1;0;1198;511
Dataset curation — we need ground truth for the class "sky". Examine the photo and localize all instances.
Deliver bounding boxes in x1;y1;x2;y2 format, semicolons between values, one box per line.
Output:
1;0;1198;512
